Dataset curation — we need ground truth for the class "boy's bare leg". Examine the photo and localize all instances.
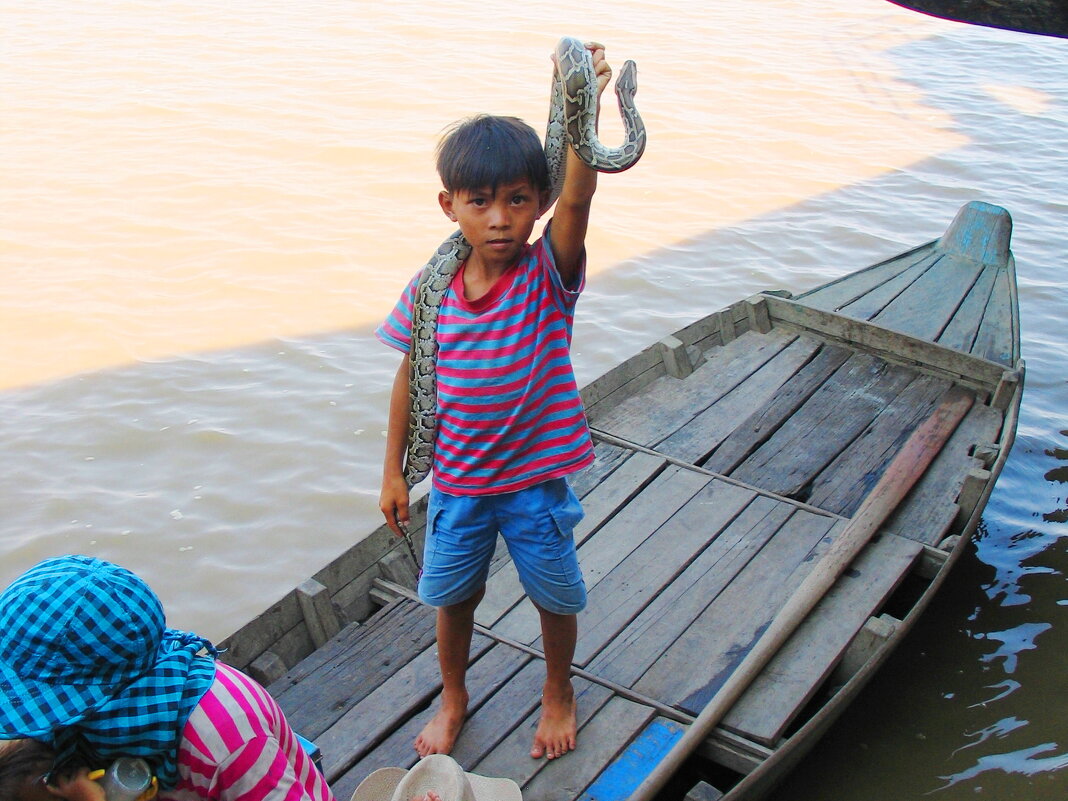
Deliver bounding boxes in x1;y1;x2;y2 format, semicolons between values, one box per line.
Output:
415;588;484;757
530;607;578;759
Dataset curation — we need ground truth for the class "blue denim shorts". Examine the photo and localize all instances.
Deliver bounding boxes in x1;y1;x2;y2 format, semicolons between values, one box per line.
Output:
418;478;587;614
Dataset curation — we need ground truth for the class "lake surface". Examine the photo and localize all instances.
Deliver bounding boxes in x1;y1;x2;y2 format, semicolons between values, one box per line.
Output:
2;1;1066;798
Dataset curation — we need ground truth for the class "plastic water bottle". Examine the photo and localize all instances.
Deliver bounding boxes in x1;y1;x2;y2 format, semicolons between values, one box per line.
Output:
97;758;153;801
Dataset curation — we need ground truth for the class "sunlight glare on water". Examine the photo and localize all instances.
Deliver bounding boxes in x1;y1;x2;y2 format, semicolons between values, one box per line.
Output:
4;0;960;389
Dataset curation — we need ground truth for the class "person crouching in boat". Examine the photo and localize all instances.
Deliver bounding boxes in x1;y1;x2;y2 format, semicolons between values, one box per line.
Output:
0;555;334;801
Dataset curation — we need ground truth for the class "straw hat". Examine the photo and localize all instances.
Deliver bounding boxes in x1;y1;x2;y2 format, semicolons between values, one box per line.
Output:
351;754;521;801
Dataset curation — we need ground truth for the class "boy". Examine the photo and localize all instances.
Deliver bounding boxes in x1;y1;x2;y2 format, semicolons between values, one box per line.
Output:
376;43;613;761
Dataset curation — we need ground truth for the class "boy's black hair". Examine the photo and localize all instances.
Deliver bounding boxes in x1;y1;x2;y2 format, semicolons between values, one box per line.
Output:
436;114;550;194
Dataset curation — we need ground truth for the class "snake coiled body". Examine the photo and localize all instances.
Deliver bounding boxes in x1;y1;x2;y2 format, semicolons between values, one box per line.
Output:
405;37;646;487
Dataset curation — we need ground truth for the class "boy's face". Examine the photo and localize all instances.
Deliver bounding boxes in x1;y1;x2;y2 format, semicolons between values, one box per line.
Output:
439;179;547;272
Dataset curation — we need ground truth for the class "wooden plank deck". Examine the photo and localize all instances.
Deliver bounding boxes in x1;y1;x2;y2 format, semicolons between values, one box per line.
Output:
267;331;985;800
254;202;1017;801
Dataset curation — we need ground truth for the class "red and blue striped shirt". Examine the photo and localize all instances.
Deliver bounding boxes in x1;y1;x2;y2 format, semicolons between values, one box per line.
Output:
377;230;594;494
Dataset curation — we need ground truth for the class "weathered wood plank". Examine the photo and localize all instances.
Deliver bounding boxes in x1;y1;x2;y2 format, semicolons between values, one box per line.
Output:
730;354;917;501
469;676;613;791
589;495;796;689
569;441;635;498
448;657;547;767
572;451;668;550
935;261;997;356
702;343;852;475
634;508;839;712
972;265;1016;366
655;336;823;465
589;329;795;450
271;598;436;739
573;480;758;666
791;244;936;314
885;399;1002;544
834;251;940;321
870;253;985;341
316;629;497;779
762;294;1007;391
723;530;922;744
805;375;953;517
330;641;532;800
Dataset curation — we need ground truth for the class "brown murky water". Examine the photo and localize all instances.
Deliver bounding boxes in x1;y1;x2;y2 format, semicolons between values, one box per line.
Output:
3;2;1066;797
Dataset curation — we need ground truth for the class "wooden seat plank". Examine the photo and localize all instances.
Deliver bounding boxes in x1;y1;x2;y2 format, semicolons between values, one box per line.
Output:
589;495;796;689
833;251;940;321
589;329;795;450
724;530;922;744
270;598;436;739
654;336;823;465
971;265;1015;365
729;354;917;501
805;375;953;517
573;480;758;666
792;246;937;314
634;508;839;712
702;342;852;475
935;262;997;355
870;253;985;341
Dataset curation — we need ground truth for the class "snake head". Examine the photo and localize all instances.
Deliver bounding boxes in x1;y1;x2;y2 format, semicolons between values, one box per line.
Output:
615;60;639;100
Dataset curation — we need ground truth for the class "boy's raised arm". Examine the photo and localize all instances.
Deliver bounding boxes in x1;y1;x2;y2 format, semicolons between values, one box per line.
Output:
548;43;612;288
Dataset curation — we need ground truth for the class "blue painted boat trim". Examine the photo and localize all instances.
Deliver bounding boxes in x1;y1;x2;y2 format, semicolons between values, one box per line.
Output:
578;718;687;801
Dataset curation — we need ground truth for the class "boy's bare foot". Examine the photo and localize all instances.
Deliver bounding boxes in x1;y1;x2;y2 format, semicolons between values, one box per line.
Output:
415;691;468;757
530;682;577;759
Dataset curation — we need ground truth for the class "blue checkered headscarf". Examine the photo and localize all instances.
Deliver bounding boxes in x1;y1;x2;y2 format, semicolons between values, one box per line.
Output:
0;556;218;788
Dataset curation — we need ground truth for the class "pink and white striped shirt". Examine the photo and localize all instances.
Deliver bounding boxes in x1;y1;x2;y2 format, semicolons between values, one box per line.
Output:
377;229;595;494
160;663;334;801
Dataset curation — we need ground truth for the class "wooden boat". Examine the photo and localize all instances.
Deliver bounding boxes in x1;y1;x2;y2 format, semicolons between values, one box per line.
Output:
217;200;1022;801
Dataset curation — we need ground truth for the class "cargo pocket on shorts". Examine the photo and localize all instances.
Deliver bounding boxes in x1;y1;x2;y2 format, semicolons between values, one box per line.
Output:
547;481;585;538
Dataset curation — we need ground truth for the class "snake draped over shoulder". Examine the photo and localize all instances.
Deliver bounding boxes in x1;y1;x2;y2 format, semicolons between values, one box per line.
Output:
404;36;647;487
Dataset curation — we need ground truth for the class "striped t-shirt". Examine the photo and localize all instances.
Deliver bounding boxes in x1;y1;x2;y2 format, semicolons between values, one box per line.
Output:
161;663;334;801
376;229;595;494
